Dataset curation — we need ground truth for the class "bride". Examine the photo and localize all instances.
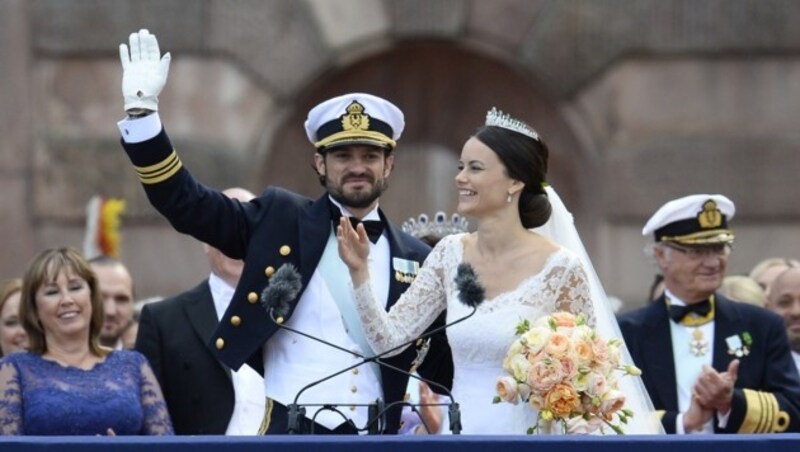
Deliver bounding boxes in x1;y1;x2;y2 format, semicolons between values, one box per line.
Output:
338;108;662;435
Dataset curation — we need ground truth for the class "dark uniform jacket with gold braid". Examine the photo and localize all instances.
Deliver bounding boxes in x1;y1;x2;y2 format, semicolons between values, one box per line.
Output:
121;128;454;434
618;293;800;433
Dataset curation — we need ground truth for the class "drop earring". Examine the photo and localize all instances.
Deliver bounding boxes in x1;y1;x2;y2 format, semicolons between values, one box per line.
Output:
507;192;512;203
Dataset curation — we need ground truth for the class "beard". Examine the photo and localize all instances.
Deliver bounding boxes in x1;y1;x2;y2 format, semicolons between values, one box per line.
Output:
326;174;389;209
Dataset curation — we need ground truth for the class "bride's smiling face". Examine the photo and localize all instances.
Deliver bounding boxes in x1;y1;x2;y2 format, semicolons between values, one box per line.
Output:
455;137;516;218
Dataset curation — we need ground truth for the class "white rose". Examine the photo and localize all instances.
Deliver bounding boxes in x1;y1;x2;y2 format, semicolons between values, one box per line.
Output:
521;326;551;355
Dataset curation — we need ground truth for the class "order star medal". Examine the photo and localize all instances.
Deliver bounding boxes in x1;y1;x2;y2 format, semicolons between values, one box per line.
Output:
689;328;709;357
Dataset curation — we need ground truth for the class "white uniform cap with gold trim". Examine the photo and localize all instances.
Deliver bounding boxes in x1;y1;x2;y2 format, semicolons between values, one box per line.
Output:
304;93;404;151
642;194;736;245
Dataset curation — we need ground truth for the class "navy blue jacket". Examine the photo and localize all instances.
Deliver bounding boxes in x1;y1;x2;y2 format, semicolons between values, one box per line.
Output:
136;281;235;435
122;129;454;433
618;293;800;433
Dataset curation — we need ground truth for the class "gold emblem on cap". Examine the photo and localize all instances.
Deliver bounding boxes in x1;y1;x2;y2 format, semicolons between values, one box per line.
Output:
342;101;370;132
698;200;723;229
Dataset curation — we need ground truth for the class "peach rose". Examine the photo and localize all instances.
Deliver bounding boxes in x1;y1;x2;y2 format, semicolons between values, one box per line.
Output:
545;383;581;418
527;358;564;393
496;376;520;404
551;311;578;328
571;338;594;367
599;389;626;415
560;356;578;380
591;337;609;366
544;332;570;358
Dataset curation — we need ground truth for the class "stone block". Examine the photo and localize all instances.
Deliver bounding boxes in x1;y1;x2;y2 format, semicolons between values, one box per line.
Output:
208;0;328;98
32;0;206;53
389;0;465;37
304;0;390;51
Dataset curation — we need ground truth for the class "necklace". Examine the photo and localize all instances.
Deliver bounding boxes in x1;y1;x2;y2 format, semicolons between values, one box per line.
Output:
44;349;96;369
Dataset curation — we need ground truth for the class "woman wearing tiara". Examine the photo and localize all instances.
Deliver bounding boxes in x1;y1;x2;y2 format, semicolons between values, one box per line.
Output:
338;108;662;435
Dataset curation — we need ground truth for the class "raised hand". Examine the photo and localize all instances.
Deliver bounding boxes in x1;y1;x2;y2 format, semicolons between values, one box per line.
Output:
693;360;739;414
119;29;171;113
336;216;371;287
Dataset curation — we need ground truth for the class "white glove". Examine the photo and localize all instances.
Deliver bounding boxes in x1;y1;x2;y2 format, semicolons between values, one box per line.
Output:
119;29;171;113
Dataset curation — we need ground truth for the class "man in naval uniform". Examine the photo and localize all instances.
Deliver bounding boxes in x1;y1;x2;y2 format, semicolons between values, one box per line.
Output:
116;29;453;434
618;194;800;434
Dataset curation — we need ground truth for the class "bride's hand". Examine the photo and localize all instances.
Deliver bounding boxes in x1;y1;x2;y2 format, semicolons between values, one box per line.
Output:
337;217;371;285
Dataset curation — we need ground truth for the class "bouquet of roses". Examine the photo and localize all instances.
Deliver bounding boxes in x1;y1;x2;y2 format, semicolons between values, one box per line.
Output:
493;311;641;434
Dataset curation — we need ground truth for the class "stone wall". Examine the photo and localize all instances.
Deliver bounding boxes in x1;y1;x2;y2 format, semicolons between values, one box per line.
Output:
1;0;799;306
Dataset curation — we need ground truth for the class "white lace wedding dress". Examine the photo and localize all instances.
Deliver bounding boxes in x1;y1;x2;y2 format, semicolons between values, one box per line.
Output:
353;233;593;435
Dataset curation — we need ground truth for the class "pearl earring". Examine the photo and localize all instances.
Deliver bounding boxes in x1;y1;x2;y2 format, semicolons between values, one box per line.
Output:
507;193;512;203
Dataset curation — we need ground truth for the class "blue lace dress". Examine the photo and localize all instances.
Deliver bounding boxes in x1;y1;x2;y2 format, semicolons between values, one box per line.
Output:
0;350;173;435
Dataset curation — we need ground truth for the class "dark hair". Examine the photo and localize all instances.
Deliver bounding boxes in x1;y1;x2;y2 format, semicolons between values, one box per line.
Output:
474;126;551;228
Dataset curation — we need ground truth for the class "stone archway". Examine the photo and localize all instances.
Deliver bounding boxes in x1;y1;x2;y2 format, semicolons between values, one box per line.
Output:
260;40;585;223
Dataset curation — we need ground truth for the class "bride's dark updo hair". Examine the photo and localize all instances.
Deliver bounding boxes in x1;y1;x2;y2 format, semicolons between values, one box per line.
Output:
474;125;551;228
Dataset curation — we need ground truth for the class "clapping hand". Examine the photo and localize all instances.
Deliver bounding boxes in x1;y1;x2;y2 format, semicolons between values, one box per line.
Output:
336;216;371;286
119;29;171;113
694;360;739;414
683;393;714;432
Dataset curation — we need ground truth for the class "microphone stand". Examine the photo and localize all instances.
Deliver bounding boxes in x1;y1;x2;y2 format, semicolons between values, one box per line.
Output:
267;306;476;434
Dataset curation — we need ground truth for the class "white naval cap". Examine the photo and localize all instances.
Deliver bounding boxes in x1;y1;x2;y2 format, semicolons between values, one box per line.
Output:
642;194;736;245
304;93;404;151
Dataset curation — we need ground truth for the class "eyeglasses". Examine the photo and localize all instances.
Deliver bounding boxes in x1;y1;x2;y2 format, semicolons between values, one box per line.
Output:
662;242;733;259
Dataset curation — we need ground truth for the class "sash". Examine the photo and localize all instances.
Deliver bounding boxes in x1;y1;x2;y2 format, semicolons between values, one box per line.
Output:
318;230;381;381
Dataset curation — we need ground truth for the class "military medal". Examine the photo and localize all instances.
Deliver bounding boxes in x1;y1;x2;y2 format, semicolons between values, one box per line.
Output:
726;333;751;357
689;328;709;357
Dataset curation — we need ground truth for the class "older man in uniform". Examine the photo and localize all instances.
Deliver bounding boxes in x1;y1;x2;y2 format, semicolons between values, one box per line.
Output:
115;29;452;435
618;194;800;434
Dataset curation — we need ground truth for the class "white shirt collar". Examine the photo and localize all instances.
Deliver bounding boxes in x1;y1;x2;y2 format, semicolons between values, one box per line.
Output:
664;289;687;307
209;272;236;320
328;196;381;222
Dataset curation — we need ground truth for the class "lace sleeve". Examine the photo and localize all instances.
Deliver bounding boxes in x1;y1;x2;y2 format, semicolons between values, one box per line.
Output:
138;358;174;435
555;258;595;327
351;242;450;356
0;361;22;435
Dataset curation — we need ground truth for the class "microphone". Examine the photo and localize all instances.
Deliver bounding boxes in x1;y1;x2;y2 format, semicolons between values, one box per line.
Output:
260;263;302;324
260;262;485;434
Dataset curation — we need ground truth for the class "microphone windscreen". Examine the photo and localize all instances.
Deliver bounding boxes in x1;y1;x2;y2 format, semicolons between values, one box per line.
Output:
260;263;302;318
454;263;485;308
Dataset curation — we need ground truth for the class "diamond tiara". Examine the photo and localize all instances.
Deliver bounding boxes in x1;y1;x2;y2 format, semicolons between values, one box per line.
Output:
402;212;470;243
485;107;539;141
